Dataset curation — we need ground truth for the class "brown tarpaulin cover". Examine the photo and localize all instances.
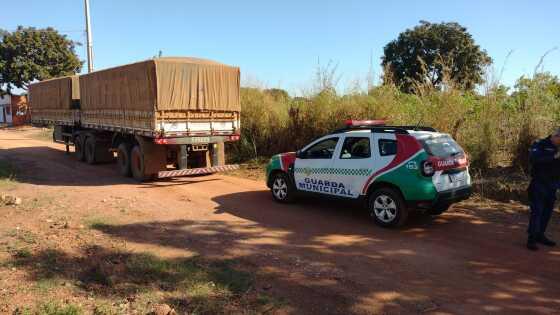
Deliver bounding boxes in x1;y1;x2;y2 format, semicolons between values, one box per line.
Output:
29;76;79;109
79;57;240;111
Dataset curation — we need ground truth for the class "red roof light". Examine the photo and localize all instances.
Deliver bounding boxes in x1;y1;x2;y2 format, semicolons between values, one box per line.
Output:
345;119;386;127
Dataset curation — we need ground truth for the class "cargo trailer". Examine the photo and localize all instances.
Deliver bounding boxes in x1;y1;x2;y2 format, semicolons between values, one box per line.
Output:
29;57;241;181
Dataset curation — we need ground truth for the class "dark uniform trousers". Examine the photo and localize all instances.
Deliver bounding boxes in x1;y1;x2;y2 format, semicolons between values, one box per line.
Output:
527;136;560;239
528;180;556;238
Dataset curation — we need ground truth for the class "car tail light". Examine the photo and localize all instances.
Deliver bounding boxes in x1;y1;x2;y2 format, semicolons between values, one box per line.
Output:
228;135;240;141
154;138;169;145
422;160;435;176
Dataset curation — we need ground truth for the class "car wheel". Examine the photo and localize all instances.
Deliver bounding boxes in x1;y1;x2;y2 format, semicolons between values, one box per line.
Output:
271;172;295;203
368;188;408;227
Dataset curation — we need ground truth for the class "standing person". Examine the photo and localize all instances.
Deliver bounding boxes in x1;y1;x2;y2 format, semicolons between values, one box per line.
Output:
527;129;560;251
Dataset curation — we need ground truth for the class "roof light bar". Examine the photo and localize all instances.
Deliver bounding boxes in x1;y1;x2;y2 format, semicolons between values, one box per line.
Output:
344;119;386;127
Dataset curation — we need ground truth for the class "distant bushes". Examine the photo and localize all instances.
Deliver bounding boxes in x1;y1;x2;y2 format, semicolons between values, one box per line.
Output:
228;72;560;172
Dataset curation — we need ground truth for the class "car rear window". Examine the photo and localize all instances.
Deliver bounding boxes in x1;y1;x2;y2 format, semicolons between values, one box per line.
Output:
419;135;463;158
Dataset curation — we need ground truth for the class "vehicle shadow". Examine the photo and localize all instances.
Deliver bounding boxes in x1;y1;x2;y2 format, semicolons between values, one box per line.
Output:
82;190;560;314
0;146;219;187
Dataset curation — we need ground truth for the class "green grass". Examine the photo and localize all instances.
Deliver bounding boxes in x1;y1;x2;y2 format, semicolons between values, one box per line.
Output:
92;303;118;315
13;248;32;259
83;216;112;229
0;159;17;188
29;127;54;142
13;302;82;315
37;302;82;315
9;245;278;314
34;278;62;294
6;229;38;244
124;253;253;313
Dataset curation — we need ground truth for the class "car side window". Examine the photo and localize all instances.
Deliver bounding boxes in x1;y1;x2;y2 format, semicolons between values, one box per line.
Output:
340;137;371;159
379;139;397;156
302;137;339;159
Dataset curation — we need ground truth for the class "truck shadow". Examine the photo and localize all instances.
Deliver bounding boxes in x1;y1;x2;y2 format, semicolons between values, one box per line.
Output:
0;146;219;187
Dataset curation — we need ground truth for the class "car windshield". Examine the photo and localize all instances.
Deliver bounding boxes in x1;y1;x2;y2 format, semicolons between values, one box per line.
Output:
418;134;463;158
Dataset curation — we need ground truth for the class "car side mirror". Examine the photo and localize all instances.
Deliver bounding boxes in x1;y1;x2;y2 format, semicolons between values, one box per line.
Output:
296;150;306;159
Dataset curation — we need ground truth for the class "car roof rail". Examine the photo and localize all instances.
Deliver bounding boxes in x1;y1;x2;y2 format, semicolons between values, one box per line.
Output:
383;125;437;132
330;125;437;135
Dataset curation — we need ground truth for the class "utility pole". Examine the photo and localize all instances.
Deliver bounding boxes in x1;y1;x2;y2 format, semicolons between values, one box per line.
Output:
84;0;94;72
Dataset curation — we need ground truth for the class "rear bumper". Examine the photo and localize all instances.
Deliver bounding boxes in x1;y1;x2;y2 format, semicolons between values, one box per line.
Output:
409;186;472;209
157;164;239;178
154;135;240;145
434;186;472;205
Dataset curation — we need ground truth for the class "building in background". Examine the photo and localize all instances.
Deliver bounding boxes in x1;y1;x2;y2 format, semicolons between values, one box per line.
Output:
0;94;29;126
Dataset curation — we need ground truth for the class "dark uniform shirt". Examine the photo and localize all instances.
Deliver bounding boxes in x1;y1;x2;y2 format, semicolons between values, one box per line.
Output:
529;136;560;184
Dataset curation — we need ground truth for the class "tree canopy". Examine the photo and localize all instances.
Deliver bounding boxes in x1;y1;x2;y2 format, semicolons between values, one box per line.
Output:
514;72;560;99
0;26;82;94
382;21;492;93
264;88;290;101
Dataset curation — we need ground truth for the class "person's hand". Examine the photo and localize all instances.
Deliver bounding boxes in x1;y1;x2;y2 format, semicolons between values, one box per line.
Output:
554;151;560;159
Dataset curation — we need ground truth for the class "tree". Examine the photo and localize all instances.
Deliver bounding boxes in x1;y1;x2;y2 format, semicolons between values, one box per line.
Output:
514;73;560;100
382;21;492;93
0;26;82;94
0;29;8;41
264;88;290;101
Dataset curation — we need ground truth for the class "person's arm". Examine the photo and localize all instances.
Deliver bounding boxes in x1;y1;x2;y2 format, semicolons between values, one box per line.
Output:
529;142;557;164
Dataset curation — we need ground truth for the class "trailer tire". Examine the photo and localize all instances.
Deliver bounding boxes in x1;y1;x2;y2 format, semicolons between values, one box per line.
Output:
85;136;96;165
117;143;132;177
74;135;85;161
130;145;150;181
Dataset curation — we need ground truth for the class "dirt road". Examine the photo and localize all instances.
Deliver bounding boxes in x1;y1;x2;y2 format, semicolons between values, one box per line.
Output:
1;127;560;314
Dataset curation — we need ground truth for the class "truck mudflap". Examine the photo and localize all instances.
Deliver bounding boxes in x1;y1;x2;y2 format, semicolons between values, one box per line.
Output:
157;164;239;178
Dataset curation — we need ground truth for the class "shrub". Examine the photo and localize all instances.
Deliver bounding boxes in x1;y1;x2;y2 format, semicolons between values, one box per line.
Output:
230;71;560;171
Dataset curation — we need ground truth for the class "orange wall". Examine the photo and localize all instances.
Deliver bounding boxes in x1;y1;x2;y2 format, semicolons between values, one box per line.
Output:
10;95;29;126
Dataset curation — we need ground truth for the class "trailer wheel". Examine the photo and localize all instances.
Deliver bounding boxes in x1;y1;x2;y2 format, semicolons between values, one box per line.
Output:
130;145;150;181
117;143;132;177
85;136;96;165
74;135;85;161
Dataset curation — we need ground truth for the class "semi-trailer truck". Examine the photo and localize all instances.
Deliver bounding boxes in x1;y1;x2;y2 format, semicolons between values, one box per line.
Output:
29;57;241;181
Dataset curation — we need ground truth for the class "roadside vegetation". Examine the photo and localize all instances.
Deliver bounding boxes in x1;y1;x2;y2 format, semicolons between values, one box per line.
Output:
7;244;264;314
231;68;559;171
0;158;17;189
227;22;560;192
28;127;54;142
229;64;560;202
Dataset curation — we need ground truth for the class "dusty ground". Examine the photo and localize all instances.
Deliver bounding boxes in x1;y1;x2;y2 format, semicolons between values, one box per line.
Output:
1;127;560;315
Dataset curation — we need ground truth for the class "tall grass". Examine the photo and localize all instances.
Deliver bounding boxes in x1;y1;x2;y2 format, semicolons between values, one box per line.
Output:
229;68;560;172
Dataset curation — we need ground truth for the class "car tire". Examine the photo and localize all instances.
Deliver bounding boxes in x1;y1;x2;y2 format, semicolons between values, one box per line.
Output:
270;172;295;203
368;187;408;228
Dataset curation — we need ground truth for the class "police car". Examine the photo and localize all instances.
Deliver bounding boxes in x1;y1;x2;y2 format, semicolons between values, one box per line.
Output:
265;120;472;227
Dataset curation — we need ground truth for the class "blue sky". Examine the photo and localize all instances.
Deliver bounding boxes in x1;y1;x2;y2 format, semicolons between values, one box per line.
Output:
1;0;559;94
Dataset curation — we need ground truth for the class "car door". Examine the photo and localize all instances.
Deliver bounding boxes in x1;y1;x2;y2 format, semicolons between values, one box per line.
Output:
293;136;341;196
330;133;375;198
